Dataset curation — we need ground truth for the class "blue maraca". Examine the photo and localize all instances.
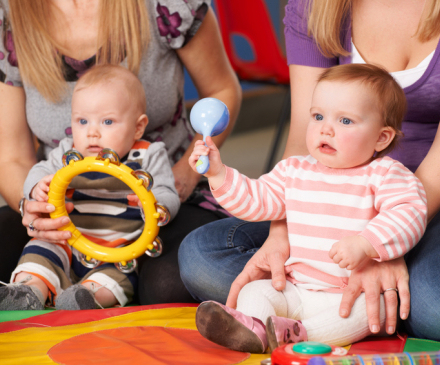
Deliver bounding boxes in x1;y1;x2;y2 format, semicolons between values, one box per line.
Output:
190;98;230;174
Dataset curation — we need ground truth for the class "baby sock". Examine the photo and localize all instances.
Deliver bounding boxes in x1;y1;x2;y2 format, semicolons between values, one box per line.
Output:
55;283;104;310
0;276;45;310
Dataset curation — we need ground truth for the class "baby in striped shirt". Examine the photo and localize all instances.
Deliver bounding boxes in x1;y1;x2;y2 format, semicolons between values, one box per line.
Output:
0;65;179;311
189;64;427;352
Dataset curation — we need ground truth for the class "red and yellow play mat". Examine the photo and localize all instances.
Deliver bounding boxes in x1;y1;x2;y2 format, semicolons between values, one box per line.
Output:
0;304;439;364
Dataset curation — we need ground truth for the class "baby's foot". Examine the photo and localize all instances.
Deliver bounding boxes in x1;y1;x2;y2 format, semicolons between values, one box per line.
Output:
56;283;102;310
196;301;268;353
0;276;45;310
266;316;307;352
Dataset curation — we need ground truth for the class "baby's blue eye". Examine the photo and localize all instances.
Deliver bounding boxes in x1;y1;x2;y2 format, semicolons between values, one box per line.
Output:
79;119;87;125
314;114;323;121
341;117;352;125
103;119;113;125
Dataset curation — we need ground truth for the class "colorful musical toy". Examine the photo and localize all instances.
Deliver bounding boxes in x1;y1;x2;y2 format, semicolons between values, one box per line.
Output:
271;341;440;365
190;97;229;174
47;148;170;274
270;341;348;365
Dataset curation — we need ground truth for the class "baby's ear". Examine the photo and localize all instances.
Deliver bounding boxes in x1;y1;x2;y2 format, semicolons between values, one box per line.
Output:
134;114;149;139
375;126;396;152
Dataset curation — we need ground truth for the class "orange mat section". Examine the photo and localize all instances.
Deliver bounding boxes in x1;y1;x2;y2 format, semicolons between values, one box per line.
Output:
48;326;250;365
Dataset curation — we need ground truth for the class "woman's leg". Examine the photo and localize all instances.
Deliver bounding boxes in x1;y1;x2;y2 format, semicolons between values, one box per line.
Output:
0;206;29;282
137;203;222;304
178;217;270;304
404;212;440;340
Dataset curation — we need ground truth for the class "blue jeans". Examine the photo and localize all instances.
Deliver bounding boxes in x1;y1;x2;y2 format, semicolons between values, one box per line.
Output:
404;211;440;340
178;215;440;341
178;217;270;303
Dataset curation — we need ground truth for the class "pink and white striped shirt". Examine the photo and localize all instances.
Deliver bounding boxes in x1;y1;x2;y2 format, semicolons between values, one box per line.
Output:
212;156;427;292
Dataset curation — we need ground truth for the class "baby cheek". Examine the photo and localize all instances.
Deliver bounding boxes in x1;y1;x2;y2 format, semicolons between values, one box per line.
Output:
305;124;319;147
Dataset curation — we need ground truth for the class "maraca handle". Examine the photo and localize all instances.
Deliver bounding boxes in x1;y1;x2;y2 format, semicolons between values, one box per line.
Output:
196;155;210;174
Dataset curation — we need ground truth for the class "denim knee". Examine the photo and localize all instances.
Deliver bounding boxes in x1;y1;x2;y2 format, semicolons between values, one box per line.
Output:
404;212;440;340
178;218;270;303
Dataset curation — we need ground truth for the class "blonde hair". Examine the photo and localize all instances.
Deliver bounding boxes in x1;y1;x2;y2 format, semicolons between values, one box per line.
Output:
7;0;149;102
74;64;147;114
318;64;407;157
307;0;440;58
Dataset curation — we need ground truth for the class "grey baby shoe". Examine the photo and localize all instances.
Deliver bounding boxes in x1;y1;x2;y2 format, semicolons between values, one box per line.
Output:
55;283;103;310
0;275;45;310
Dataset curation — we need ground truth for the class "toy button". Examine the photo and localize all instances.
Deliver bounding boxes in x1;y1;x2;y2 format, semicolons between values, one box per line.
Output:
292;342;332;355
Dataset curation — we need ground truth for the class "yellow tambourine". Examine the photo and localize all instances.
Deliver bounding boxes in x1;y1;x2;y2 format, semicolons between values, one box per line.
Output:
48;148;169;273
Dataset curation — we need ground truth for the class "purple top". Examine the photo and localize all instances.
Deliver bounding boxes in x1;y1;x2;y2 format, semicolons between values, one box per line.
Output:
284;0;440;172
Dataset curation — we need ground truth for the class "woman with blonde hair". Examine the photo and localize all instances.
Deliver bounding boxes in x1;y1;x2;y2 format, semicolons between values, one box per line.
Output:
0;0;241;304
179;0;440;340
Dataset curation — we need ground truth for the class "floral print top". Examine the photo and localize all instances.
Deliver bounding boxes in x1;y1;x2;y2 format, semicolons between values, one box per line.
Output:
0;0;209;166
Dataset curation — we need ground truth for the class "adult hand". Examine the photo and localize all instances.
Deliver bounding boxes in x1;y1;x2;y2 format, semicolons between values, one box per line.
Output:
172;158;201;202
21;199;75;245
339;257;410;334
226;220;290;309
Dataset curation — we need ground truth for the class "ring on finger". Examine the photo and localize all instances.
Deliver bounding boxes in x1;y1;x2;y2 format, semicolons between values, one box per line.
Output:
384;288;398;293
28;221;37;232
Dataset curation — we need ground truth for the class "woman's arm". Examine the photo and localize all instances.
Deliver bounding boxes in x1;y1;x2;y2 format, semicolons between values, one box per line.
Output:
415;123;440;221
174;7;242;202
0;82;73;243
0;82;36;210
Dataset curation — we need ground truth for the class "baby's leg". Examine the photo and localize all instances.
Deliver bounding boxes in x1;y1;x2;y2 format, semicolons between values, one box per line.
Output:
196;279;289;353
56;264;136;309
237;279;302;323
298;288;386;346
14;271;49;299
3;239;72;309
82;265;136;307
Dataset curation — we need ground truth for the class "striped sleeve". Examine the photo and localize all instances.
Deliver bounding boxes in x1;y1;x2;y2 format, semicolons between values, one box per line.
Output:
360;161;427;261
211;162;288;221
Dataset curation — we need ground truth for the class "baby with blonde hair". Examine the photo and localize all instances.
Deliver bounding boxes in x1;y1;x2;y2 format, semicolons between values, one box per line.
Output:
0;64;179;310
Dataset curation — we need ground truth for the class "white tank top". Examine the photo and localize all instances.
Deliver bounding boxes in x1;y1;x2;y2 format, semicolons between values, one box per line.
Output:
351;41;434;89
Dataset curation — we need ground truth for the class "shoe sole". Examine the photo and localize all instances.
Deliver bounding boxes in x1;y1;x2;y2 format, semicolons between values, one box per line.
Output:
266;316;280;353
196;301;264;353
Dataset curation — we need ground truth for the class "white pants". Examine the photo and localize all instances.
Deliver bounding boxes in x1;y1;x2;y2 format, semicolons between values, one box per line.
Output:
236;280;386;346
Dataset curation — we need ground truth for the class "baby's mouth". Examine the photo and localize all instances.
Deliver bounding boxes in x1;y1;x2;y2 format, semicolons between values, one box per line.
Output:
87;145;102;153
319;143;336;154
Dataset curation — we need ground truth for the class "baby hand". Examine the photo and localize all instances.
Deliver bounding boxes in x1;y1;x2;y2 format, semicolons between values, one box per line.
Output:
329;236;378;270
188;137;225;184
31;174;55;202
127;194;141;207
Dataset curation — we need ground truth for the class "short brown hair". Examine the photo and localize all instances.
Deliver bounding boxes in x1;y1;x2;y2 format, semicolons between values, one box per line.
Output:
74;64;147;114
318;64;406;157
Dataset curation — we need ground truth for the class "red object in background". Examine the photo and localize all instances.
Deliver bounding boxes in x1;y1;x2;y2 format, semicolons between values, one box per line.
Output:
213;0;291;172
213;0;289;84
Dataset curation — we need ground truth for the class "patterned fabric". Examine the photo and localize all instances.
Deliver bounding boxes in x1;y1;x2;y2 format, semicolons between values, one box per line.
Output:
16;138;180;306
11;239;137;306
212;156;428;292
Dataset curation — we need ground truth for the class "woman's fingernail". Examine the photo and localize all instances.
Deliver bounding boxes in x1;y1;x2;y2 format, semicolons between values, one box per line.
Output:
46;205;55;212
64;232;71;238
62;217;70;224
340;309;348;317
371;325;379;333
388;326;395;334
273;282;283;290
402;313;408;320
